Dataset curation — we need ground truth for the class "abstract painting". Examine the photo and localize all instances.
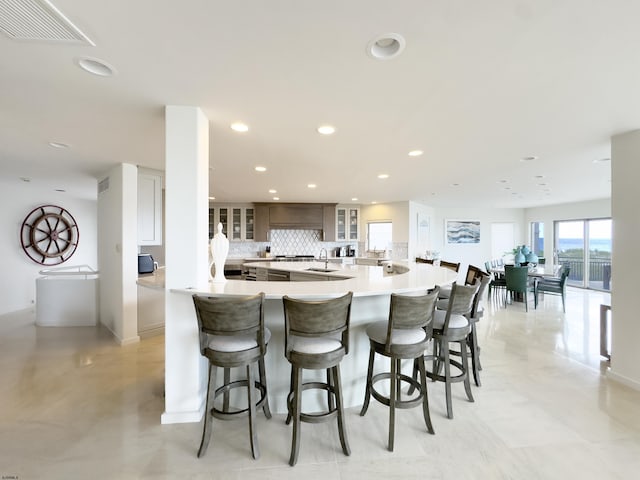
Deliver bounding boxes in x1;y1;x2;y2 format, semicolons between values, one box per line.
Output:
445;220;480;244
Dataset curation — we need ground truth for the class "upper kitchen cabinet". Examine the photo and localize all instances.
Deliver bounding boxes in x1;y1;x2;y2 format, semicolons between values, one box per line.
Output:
209;204;255;241
254;203;336;241
138;169;163;246
336;206;360;241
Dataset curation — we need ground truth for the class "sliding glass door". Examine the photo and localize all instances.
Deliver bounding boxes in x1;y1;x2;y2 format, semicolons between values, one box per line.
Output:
554;219;611;291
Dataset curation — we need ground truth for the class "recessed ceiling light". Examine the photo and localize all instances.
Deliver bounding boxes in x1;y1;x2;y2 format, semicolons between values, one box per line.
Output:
371;201;377;204
273;197;280;201
55;189;66;193
497;179;508;183
351;197;358;201
255;166;267;172
504;187;512;190
538;183;547;186
451;183;460;187
534;175;545;179
511;192;518;195
317;125;336;135
408;150;423;157
307;184;317;189
521;156;538;162
230;122;249;132
367;33;406;60
208;196;216;200
75;57;115;76
20;177;31;182
49;142;69;148
268;189;277;194
378;174;389;179
593;157;611;163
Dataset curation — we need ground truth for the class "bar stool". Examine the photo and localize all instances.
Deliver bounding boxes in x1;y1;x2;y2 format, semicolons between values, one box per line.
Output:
436;272;490;387
192;293;271;459
423;282;479;419
360;289;439;451
282;292;353;466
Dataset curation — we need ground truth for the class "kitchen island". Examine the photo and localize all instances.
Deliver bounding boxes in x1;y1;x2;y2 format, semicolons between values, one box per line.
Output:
171;260;457;415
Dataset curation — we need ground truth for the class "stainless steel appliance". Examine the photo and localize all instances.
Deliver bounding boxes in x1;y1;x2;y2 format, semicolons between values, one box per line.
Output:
138;254;156;274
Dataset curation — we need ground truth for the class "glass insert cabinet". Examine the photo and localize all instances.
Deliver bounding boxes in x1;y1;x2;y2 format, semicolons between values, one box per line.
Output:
336;206;360;241
209;206;254;241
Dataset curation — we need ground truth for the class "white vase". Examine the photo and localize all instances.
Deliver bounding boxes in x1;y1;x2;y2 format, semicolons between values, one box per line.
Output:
210;222;229;283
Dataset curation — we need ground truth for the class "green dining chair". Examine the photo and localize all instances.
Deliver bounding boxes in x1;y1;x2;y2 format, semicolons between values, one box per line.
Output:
504;265;534;311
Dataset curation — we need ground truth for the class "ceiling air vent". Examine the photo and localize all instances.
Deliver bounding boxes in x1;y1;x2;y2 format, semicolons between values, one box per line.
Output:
0;0;94;45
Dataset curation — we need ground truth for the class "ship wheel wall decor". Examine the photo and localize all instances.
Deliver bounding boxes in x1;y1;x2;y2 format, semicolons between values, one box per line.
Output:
21;205;80;265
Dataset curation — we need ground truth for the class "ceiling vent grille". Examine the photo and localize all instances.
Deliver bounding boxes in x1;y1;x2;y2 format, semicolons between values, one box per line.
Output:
0;0;94;45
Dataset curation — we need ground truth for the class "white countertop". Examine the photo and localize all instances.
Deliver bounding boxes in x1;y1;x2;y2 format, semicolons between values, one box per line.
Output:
171;261;457;299
137;267;165;289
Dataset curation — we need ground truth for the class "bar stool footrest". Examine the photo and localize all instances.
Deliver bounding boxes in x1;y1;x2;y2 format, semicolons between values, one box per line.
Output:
211;379;268;420
370;372;425;410
287;381;339;424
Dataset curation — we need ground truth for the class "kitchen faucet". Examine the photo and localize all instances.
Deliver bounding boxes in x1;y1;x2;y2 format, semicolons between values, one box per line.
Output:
319;248;328;270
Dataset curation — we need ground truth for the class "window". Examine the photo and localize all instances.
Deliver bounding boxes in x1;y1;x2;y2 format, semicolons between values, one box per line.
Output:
531;222;544;257
367;222;392;252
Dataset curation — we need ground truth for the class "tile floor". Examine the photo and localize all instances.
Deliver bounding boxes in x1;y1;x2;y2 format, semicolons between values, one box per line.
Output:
2;287;640;479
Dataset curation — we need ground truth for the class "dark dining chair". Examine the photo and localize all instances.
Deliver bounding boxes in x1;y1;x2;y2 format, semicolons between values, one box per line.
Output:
534;266;571;312
504;265;534;312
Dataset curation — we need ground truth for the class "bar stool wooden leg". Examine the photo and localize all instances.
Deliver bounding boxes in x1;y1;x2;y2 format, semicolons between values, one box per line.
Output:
327;368;335;412
258;358;272;419
246;364;259;459
460;341;474;403
198;364;217;458
289;366;303;466
333;365;351;456
360;348;375;416
417;356;434;434
443;343;453;419
223;367;231;412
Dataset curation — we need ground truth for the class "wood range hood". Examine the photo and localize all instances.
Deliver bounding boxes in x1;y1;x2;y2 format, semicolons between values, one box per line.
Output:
254;203;336;241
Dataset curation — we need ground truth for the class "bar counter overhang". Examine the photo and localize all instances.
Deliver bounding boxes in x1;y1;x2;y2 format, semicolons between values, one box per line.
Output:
164;261;458;422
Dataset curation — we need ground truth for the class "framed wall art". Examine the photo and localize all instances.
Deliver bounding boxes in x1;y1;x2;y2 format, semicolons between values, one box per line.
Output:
445;219;480;244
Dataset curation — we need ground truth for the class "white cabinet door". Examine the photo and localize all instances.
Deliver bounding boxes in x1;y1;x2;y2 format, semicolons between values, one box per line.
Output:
138;172;163;246
336;208;347;241
336;206;359;242
348;208;360;241
210;205;255;241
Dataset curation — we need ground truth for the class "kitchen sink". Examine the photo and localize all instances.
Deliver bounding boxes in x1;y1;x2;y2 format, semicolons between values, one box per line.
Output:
305;267;338;273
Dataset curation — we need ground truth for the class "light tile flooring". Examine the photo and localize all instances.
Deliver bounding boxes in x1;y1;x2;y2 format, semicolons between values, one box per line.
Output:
2;288;640;479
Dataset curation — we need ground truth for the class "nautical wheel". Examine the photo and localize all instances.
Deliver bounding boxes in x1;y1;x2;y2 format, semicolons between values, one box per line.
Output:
20;205;79;265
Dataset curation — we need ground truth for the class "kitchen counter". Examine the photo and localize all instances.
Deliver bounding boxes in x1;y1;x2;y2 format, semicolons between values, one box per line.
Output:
174;260;454;298
169;261;457;415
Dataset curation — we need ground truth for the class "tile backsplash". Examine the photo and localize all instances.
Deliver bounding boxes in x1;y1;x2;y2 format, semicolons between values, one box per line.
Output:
226;229;408;260
227;229;357;258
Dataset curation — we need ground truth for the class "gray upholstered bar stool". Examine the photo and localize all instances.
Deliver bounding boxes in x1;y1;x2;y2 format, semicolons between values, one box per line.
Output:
192;292;271;459
424;282;479;419
282;292;353;466
359;289;439;451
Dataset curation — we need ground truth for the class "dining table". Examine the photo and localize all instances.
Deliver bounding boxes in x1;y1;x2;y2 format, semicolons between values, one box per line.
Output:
491;264;561;279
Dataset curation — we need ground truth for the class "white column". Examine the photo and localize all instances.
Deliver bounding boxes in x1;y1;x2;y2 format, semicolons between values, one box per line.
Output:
610;130;640;390
97;163;140;345
162;106;210;423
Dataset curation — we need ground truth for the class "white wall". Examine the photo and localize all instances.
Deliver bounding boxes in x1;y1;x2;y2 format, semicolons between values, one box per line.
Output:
0;177;97;316
525;199;611;263
430;207;525;282
610;130;640;389
97;164;139;345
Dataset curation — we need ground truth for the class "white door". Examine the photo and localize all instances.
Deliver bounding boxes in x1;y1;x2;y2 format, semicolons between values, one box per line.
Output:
491;223;515;261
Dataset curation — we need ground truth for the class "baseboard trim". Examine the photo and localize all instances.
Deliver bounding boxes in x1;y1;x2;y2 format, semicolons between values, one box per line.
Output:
161;407;204;425
607;369;640;391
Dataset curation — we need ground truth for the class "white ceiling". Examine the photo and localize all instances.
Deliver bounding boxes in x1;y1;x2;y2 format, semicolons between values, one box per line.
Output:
1;0;632;207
